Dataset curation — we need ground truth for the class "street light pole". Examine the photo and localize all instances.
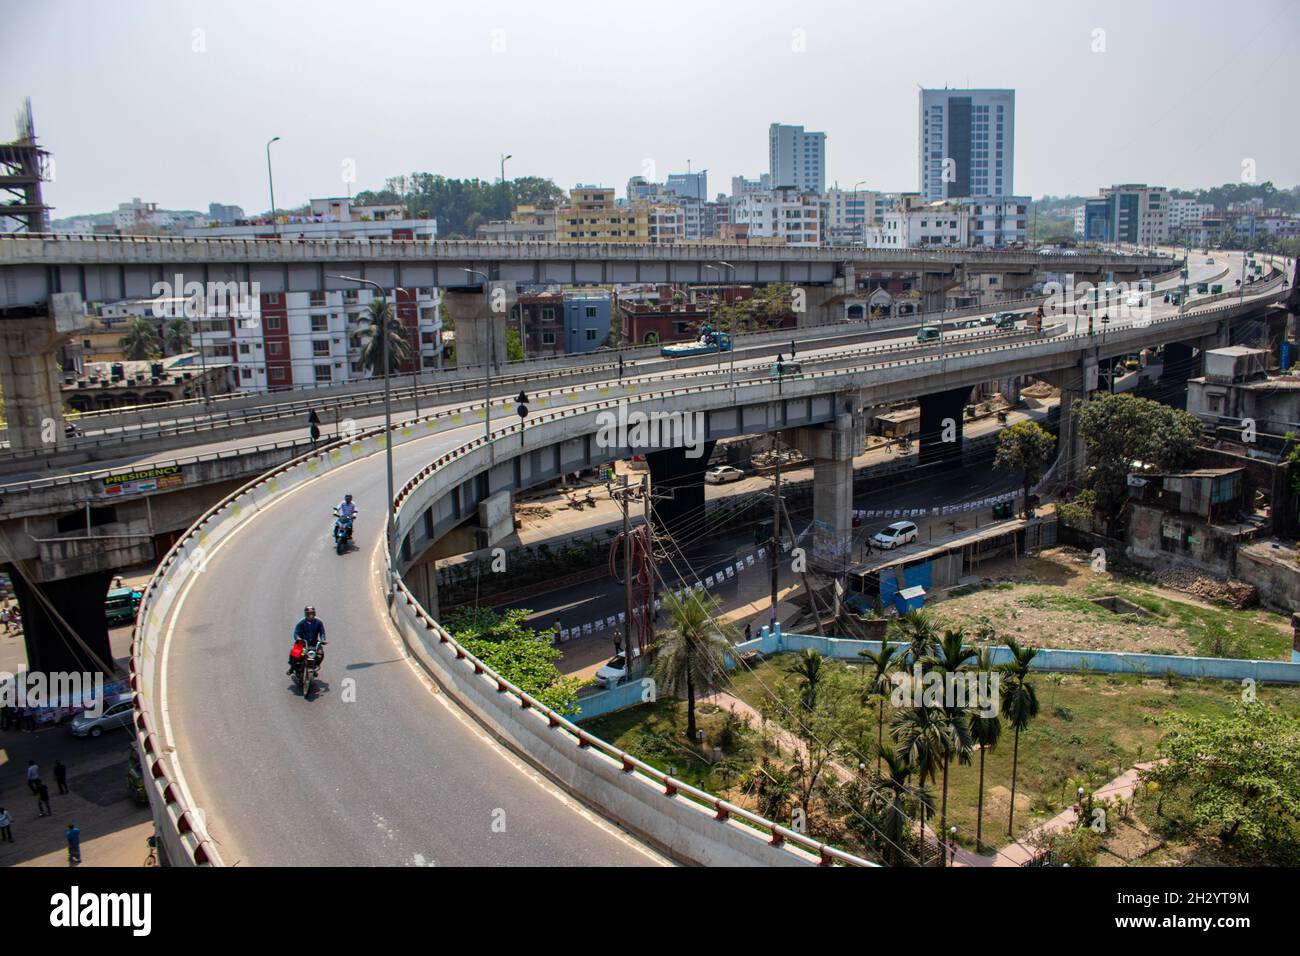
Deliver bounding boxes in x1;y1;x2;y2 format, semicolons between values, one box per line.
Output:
266;136;281;237
719;260;736;386
328;274;404;588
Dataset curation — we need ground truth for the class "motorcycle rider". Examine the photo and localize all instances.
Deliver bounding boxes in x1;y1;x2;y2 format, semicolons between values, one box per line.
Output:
287;606;327;676
336;494;358;521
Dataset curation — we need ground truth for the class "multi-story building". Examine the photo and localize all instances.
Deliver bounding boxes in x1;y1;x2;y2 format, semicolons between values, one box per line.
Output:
1169;197;1214;233
731;174;772;197
665;171;707;202
918;88;1015;201
768;124;826;193
558;186;650;242
476;203;557;242
822;187;890;245
728;186;822;246
646;203;687;244
1082;184;1169;245
866;198;969;248
208;202;245;225
185;196;437;241
113;198;163;230
959;195;1029;247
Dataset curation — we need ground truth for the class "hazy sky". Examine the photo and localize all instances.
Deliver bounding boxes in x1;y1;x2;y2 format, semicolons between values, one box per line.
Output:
4;0;1298;218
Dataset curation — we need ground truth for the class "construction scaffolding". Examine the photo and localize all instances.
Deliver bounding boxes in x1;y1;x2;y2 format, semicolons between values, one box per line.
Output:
1;98;52;233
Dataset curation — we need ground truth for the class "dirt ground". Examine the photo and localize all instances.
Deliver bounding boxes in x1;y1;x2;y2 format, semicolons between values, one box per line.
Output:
926;546;1290;656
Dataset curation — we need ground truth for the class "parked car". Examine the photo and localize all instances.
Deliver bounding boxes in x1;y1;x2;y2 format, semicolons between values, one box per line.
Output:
872;520;919;550
704;465;745;484
69;693;134;738
595;647;642;688
916;326;941;343
1206;257;1216;265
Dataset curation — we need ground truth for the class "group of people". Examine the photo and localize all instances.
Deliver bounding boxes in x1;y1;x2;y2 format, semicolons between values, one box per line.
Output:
0;603;21;635
3;760;78;860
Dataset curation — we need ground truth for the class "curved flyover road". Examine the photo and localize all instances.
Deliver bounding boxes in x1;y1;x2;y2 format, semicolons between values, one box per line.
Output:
165;419;664;866
163;250;1272;865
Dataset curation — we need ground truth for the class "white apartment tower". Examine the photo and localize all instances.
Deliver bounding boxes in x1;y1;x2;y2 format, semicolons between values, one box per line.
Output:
769;124;826;194
919;89;1015;201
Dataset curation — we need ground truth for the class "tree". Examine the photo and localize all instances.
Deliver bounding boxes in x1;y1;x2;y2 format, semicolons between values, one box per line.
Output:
505;326;524;362
791;648;825;712
119;317;161;360
967;646;1002;852
994;421;1056;518
1075;393;1200;533
924;629;977;861
442;607;581;714
999;638;1040;837
1144;700;1300;862
1056;487;1099;533
891;702;952;864
761;666;858;825
872;748;930;866
890;608;939;667
350;297;413;377
163;318;192;356
859;640;903;776
653;590;735;741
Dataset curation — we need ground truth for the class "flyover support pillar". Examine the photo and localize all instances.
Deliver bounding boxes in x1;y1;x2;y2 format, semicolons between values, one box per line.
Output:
442;283;514;369
788;396;865;615
918;385;972;469
0;293;91;453
645;442;716;542
1040;355;1098;485
4;564;116;676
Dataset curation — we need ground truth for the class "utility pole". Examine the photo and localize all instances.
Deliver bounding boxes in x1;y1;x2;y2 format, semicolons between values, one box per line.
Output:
770;431;783;628
620;474;633;659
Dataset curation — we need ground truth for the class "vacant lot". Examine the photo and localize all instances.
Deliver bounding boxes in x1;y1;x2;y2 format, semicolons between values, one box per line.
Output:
931;547;1291;660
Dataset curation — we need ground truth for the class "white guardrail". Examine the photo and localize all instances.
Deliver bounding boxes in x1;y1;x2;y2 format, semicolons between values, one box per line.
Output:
131;274;1281;866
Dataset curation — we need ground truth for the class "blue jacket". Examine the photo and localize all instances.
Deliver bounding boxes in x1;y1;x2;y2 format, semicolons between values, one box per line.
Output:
293;617;326;645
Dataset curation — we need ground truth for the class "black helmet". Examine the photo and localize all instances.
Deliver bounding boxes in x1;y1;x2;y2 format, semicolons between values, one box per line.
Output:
304;605;316;617
345;494;353;501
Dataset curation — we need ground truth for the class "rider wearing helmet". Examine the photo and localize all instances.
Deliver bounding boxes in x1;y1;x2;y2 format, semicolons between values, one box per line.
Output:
336;494;357;520
286;606;327;675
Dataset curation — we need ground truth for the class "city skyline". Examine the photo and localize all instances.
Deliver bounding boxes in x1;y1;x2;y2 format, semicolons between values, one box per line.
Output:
2;0;1298;218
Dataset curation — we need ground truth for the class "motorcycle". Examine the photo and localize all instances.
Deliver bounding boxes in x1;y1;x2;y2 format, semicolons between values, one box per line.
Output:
332;509;355;555
292;639;325;699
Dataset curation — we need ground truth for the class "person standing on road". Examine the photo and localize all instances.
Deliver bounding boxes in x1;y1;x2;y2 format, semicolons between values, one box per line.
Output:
618;355;624;380
25;761;39;795
308;408;321;446
65;823;81;864
0;808;12;842
36;781;51;817
53;760;68;795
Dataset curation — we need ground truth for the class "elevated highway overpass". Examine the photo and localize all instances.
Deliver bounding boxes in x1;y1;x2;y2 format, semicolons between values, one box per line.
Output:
126;258;1286;867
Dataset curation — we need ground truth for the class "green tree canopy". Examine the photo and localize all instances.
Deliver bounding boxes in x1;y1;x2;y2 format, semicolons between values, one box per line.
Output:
993;421;1056;517
1075;392;1200;531
442;607;580;714
119;317;162;360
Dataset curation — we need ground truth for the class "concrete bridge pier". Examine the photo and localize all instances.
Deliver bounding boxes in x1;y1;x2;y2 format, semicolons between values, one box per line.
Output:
4;564;117;675
1040;355;1099;484
404;558;440;620
788;396;865;612
918;267;961;312
646;442;716;542
1158;341;1200;392
442;282;514;369
917;385;973;468
0;293;91;453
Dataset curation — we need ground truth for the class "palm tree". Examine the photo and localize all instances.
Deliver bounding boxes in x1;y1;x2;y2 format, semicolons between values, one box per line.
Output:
350;297;413;378
876;748;926;866
859;640;902;776
891;608;939;667
891;703;952;866
163;318;192;356
967;646;1002;853
653;590;736;741
119;317;161;360
924;629;977;861
999;637;1040;837
791;648;824;712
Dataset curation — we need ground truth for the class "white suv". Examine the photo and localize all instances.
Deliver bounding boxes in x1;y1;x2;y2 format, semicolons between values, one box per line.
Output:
872;520;919;550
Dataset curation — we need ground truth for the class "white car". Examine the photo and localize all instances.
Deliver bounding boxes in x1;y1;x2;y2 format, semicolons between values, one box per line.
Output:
1206;257;1215;265
69;693;134;738
595;647;642;688
704;465;745;484
872;520;919;550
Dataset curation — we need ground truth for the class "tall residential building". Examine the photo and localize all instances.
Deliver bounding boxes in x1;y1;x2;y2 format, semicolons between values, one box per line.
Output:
665;171;707;202
958;196;1030;247
729;187;822;246
918;89;1015;201
768;124;826;193
866;198;969;248
1169;197;1214;233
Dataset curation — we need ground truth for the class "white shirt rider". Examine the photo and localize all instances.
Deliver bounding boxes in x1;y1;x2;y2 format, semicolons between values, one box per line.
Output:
336;496;357;520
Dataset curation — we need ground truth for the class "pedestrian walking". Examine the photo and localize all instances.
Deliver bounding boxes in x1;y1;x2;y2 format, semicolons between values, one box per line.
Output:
53;760;68;795
25;761;39;795
618;355;624;380
65;824;80;864
745;623;752;642
308;408;321;446
36;782;51;817
20;707;35;732
0;704;10;731
0;808;12;842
